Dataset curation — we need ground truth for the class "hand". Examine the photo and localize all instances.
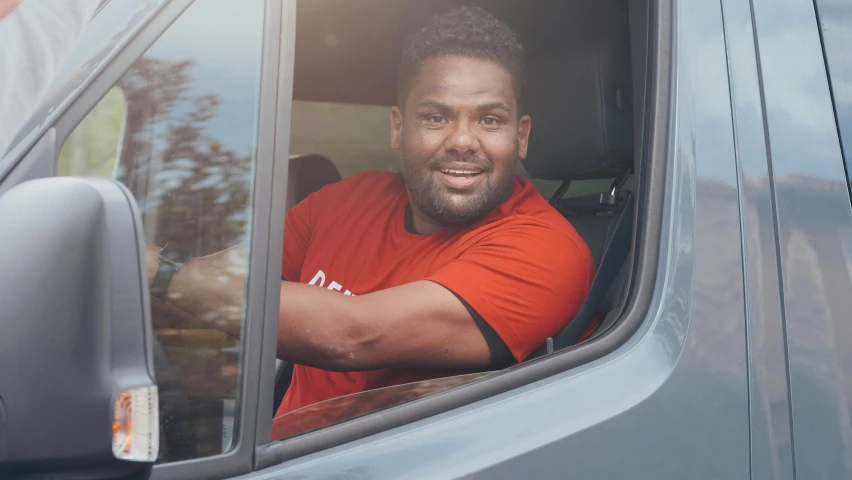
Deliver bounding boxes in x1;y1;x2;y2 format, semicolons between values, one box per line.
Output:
193;242;248;279
0;0;22;20
158;242;248;338
171;242;247;308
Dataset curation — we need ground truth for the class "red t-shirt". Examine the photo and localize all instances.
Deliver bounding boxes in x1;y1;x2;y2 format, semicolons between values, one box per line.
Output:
275;171;593;418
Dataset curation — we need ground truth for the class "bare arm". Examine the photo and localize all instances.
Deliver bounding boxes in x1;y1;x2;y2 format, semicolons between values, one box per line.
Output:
276;280;491;371
144;244;245;339
146;244;492;371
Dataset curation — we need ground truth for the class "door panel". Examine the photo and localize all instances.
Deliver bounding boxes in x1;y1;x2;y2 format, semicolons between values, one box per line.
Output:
751;0;852;477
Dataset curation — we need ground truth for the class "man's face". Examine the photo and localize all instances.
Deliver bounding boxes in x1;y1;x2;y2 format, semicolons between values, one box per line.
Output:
391;55;531;229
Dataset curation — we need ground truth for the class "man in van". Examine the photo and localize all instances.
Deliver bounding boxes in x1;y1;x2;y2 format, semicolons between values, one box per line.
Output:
146;6;594;419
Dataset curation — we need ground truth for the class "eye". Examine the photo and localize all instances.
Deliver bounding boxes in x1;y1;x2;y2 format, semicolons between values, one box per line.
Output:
480;116;502;126
426;115;447;125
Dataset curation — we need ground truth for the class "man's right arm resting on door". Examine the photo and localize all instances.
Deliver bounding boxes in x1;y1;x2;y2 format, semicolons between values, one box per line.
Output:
144;244;494;373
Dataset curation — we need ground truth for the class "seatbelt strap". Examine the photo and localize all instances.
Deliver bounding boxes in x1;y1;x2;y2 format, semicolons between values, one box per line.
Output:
544;191;635;353
550;193;621;217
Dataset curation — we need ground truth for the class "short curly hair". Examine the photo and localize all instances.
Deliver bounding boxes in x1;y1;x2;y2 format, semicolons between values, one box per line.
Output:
397;6;525;110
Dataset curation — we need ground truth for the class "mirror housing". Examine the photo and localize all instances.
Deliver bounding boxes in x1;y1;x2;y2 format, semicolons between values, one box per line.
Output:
0;177;157;479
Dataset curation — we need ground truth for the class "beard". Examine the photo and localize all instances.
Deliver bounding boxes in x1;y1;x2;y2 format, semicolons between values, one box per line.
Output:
401;151;518;228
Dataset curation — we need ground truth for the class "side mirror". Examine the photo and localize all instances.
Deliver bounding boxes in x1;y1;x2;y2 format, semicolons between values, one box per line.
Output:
0;177;157;480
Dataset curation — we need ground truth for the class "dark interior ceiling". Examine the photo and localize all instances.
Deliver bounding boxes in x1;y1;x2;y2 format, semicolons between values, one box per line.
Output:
293;0;630;105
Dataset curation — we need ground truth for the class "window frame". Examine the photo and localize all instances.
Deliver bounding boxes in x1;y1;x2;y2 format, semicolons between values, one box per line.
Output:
140;0;283;477
255;0;672;467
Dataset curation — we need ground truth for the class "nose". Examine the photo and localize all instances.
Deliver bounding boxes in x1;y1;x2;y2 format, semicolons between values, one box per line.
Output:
443;120;480;156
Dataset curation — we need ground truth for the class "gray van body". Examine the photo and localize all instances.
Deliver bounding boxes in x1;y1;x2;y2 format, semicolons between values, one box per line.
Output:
1;0;850;478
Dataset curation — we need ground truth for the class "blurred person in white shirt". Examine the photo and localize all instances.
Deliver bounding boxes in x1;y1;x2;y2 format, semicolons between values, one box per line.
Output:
0;0;101;155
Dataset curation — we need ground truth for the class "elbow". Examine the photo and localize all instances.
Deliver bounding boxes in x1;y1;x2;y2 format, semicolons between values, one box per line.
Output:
312;315;383;372
324;324;382;372
317;344;365;372
277;286;385;371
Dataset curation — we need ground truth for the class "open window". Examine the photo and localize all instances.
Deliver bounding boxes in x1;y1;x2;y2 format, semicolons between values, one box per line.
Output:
266;0;664;453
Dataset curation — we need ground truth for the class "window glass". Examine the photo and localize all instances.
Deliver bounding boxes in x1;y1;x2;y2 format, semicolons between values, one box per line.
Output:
272;372;494;441
57;0;264;464
815;0;852;179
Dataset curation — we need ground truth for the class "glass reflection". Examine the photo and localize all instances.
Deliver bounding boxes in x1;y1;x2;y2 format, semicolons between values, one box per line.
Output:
815;0;852;179
272;372;495;440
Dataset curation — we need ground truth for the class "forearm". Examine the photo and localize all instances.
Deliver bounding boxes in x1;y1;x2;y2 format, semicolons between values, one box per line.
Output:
145;244;365;365
143;247;491;372
275;281;492;372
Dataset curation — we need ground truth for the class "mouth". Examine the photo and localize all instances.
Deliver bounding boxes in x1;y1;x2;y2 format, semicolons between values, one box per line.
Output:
437;165;485;190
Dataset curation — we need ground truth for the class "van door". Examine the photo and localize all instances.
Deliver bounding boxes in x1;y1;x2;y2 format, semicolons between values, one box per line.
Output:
751;0;852;477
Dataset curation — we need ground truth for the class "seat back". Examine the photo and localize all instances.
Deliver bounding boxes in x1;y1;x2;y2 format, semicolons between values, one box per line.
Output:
528;192;634;359
561;210;624;269
558;192;633;343
524;38;634;181
521;27;635;358
286;153;342;209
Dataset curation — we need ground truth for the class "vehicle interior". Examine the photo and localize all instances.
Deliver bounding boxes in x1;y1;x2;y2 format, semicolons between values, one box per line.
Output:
274;0;644;428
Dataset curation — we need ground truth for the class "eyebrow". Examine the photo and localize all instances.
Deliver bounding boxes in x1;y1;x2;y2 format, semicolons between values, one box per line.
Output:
476;101;513;114
415;100;452;112
415;100;513;114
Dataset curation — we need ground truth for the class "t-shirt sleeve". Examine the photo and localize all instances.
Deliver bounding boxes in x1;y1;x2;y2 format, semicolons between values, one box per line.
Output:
426;221;593;362
281;195;314;282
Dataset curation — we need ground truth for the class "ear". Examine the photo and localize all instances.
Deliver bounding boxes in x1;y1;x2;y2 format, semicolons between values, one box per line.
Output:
517;114;532;161
391;106;403;150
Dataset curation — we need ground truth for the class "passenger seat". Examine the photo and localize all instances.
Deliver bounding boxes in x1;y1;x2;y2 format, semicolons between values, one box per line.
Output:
523;35;635;357
286;153;343;207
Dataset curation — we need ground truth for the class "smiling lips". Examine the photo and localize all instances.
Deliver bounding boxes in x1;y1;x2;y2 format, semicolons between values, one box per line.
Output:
438;164;485;190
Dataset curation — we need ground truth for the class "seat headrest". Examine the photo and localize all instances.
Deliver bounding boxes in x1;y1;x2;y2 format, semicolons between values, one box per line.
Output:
287;154;342;208
523;38;634;180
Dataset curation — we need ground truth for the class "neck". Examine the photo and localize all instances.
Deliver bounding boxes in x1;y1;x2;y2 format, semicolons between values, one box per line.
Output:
406;203;444;235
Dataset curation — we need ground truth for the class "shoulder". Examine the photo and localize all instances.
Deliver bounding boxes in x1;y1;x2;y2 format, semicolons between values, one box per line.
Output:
315;171;399;197
495;215;593;273
499;178;592;259
457;178;595;289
